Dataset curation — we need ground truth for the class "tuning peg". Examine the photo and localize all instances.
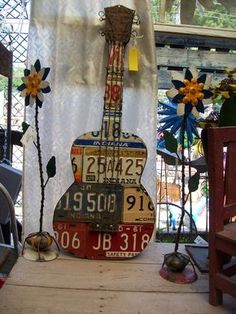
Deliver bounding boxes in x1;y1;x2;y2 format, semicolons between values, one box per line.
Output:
131;30;138;38
131;30;144;46
133;13;140;25
131;30;143;39
98;10;105;21
99;30;105;37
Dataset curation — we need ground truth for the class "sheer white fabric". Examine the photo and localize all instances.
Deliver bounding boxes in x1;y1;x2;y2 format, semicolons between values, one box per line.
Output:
23;0;157;236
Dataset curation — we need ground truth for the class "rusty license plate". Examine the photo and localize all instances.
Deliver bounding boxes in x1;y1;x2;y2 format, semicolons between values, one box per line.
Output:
54;182;123;226
53;221;154;259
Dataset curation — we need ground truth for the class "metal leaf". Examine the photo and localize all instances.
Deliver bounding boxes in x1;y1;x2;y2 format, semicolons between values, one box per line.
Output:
163;130;178;154
46;156;56;178
188;171;200;193
22;121;30;135
219;96;236;127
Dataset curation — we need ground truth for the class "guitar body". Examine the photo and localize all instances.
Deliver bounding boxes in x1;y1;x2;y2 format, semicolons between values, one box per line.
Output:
53;5;155;259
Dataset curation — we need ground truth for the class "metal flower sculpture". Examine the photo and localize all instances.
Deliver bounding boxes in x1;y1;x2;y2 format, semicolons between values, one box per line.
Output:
199;68;236;162
18;61;51;107
159;68;213;283
158;98;200;144
18;59;59;261
166;67;212;116
214;68;236;100
214;68;236;127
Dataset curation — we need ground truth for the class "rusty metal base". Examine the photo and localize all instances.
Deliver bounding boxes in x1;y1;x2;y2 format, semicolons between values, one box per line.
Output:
159;266;197;284
22;247;58;262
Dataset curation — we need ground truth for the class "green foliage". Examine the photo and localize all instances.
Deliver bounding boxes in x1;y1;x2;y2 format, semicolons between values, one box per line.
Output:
151;0;160;23
194;3;236;29
155;231;195;243
151;0;236;29
0;66;24;93
200;180;209;197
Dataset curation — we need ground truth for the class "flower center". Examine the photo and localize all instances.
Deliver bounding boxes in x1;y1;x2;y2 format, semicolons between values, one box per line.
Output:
26;73;42;97
179;78;204;106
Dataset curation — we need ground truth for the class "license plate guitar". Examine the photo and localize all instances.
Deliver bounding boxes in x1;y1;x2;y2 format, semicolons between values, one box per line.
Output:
53;6;155;259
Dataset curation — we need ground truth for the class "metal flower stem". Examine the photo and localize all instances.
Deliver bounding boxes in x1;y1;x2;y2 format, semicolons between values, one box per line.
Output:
35;103;45;233
174;113;187;253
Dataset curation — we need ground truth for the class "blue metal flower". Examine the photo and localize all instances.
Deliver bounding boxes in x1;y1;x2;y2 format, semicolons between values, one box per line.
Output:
158;98;200;144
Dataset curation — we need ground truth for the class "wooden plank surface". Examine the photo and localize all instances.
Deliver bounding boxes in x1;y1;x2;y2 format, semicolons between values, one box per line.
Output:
1;243;236;313
1;286;236;314
156;47;236;89
154;23;236;40
155;31;236;50
157;47;236;71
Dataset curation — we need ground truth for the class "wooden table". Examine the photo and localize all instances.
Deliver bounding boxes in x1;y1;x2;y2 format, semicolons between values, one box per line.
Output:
0;243;236;313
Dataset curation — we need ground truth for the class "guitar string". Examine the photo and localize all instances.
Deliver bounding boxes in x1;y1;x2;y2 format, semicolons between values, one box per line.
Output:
98;16;133;219
108;40;123;215
100;40;116;216
107;40;118;215
107;33;131;216
112;41;121;181
111;42;125;184
109;41;120;190
104;41;121;182
112;41;124;223
97;41;112;184
114;41;122;182
105;41;114;183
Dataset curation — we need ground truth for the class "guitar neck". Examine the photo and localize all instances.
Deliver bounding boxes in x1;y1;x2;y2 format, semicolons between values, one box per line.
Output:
102;42;125;137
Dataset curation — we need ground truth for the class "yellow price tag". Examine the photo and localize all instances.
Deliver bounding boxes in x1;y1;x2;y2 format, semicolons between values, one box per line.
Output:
128;46;139;71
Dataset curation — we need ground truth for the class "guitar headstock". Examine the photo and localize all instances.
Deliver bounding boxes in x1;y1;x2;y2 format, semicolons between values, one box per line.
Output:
103;5;135;45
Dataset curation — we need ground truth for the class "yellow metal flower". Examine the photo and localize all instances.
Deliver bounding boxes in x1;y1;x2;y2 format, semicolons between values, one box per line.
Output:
179;78;204;106
26;72;42;97
166;67;212;117
18;59;51;107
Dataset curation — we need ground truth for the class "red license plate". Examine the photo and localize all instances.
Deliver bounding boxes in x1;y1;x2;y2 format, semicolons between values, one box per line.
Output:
53;221;154;259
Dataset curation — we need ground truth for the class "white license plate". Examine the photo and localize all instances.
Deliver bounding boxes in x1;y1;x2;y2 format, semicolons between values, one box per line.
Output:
82;148;146;184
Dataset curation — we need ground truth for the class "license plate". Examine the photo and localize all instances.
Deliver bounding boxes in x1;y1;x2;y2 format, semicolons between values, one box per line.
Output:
53;221;154;259
82;148;146;184
87;224;154;259
123;186;155;223
53;222;87;258
71;146;83;182
54;182;123;226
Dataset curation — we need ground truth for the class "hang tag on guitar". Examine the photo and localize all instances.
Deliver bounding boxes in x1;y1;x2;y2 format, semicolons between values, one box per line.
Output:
21;126;37;146
128;46;139;71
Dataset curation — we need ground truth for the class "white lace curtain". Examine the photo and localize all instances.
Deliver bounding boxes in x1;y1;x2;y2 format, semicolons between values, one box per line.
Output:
23;0;157;236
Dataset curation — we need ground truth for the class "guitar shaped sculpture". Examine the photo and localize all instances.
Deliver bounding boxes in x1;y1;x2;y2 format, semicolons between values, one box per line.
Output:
53;5;155;259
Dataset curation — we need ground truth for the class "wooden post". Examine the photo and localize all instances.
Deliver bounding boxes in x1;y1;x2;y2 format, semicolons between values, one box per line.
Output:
159;0;167;23
0;42;13;162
